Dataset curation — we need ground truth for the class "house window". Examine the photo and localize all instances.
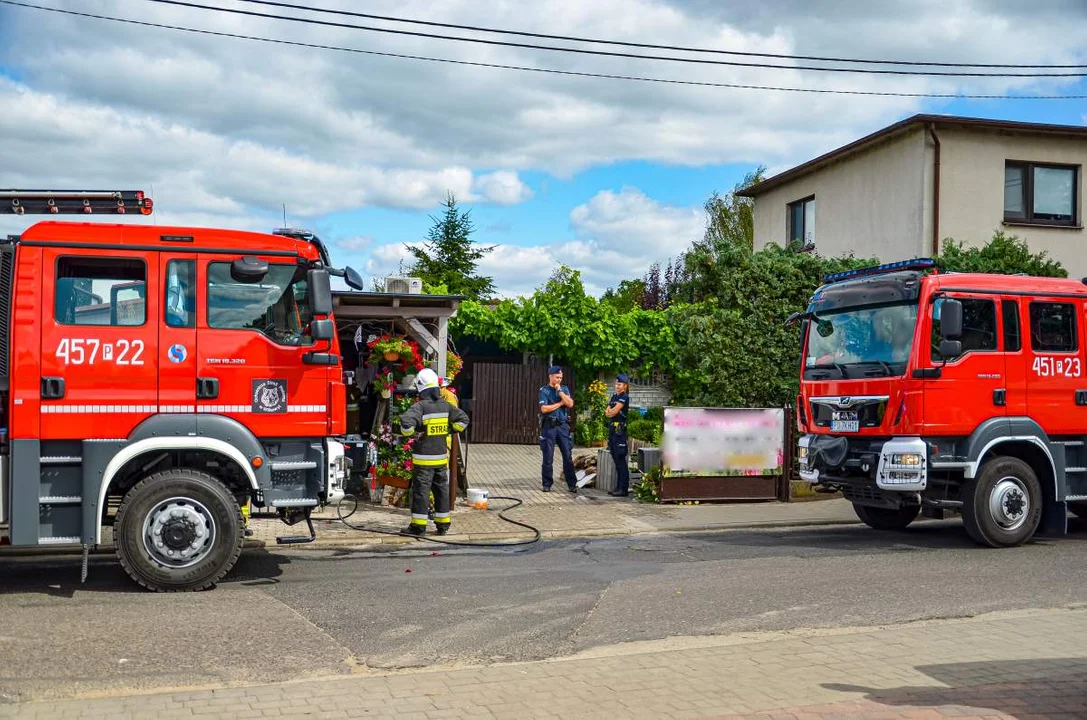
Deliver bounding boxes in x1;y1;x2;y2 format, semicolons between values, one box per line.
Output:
1004;161;1078;226
788;196;815;246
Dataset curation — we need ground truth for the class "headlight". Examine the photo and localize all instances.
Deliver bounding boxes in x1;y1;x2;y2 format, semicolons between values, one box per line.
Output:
890;453;923;467
797;446;808;460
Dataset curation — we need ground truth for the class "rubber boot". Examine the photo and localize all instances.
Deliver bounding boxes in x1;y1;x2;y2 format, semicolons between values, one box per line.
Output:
435;523;450;536
403;523;426;537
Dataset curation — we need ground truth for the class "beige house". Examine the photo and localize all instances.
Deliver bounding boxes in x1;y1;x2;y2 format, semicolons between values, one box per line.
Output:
738;114;1086;275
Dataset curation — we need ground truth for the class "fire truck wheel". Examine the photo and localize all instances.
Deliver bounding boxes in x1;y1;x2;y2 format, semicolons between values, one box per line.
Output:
852;502;920;530
962;457;1042;548
115;469;244;592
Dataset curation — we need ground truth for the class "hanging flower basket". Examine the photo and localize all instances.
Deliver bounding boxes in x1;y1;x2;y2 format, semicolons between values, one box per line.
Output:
383;351;400;361
368;335;412;364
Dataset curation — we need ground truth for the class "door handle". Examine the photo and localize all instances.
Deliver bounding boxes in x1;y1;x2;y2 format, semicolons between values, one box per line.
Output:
41;377;65;399
197;378;220;399
1077;390;1087;406
993;389;1006;407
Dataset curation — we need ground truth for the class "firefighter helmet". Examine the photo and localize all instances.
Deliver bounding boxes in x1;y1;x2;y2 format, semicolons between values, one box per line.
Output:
413;368;440;393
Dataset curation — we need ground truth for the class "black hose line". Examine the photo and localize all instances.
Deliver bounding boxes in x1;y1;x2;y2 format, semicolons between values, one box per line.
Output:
334;494;541;547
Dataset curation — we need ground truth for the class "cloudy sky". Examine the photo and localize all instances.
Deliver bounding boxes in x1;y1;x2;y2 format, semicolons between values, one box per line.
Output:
1;0;1085;296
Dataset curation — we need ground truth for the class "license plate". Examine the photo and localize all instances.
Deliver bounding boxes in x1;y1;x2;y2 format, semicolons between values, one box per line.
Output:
831;411;859;433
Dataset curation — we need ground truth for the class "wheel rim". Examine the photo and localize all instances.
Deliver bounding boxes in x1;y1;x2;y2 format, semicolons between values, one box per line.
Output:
141;496;217;569
988;476;1030;532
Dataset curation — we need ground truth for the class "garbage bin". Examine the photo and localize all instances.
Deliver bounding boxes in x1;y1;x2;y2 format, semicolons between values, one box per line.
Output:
596;448;617;492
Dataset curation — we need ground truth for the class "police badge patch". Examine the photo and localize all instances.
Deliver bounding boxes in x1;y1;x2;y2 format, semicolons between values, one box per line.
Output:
252;379;288;414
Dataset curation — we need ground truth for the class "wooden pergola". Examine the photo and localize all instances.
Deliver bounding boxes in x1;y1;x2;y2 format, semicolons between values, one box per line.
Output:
331;291;469;502
332;291;463;377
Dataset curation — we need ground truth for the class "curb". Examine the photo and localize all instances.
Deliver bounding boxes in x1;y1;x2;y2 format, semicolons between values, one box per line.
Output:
0;518;860;557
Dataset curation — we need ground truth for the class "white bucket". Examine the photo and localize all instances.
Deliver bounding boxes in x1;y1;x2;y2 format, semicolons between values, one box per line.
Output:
467;488;488;510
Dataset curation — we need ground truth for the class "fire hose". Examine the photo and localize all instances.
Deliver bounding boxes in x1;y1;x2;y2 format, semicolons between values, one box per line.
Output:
334;494;541;547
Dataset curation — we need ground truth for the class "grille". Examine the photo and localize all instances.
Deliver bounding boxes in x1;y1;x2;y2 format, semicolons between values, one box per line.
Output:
0;245;12;379
811;397;887;428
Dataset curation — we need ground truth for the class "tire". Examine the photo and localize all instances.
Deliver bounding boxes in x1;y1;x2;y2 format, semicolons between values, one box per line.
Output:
962;457;1042;548
853;502;920;530
115;468;244;592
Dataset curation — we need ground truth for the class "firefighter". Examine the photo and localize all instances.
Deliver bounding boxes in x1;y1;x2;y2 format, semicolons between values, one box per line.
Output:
605;374;631;497
397;369;469;536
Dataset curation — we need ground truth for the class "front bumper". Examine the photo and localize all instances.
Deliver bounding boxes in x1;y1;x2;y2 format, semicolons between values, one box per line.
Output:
798;434;928;492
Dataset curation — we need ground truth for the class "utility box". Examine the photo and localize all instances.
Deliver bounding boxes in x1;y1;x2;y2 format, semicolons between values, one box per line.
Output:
596;448;617;492
637;447;661;473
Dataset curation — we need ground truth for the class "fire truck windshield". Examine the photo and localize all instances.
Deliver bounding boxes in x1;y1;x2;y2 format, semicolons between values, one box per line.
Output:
208;262;315;346
804;302;918;379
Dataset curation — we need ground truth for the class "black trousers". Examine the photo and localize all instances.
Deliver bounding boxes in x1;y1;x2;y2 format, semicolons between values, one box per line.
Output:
609;432;630;494
410;465;450;528
540;422;577;489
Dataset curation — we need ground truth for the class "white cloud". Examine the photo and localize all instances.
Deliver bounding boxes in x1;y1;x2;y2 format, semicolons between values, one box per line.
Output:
471;171;534;206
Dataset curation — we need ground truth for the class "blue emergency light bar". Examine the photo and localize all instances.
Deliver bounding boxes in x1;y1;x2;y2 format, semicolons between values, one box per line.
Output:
822;257;936;284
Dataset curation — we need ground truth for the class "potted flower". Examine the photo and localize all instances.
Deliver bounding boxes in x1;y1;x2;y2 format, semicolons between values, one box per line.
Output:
369;335;412;362
373;370;397;399
446;352;463;380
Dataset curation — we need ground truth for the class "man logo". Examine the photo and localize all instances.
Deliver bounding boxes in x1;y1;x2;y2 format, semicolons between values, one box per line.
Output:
168;344;187;363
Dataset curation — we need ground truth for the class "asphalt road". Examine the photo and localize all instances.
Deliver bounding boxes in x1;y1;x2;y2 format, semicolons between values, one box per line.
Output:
3;518;1087;702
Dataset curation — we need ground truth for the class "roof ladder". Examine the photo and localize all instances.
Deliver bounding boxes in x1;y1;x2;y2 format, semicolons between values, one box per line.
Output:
0;189;154;216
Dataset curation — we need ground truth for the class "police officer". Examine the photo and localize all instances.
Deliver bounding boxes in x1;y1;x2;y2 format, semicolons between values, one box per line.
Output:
605;374;631;497
538;365;577;493
397;369;470;536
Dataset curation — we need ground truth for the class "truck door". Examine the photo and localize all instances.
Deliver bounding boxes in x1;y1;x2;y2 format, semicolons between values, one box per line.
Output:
198;253;330;438
922;294;1006;435
1025;297;1084;436
159;256;198;413
40;248;160;440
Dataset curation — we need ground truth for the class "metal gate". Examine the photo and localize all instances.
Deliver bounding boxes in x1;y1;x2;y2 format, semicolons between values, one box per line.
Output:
470;363;574;444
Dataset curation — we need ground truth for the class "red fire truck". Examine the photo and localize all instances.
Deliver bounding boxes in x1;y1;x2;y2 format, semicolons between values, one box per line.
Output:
0;190;361;591
793;258;1087;547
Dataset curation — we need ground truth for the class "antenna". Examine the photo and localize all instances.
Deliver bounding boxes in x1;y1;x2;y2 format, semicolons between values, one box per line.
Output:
282;203;287;227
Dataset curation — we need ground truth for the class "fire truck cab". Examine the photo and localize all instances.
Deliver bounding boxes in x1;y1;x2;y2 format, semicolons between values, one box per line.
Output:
0;190;358;591
794;258;1087;547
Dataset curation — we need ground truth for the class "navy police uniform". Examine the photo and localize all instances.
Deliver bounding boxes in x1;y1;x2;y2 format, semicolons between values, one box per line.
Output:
539;366;577;491
608;375;631;496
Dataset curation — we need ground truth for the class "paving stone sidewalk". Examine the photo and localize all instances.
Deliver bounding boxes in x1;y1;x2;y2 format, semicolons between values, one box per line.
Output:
5;607;1085;718
245;444;858;547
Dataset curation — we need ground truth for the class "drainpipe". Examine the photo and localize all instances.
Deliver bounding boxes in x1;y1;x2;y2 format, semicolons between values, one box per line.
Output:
927;123;941;257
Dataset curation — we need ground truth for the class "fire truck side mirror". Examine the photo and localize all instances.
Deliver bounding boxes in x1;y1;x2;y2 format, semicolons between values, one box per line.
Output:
939;339;963;359
308;268;333;316
940;298;963;340
231;256;269;283
311;318;335;341
343;266;365;291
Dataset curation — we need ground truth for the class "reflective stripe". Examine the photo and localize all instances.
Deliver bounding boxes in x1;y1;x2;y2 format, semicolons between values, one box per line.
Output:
411;513;429;520
400;425;416;436
433;517;450;525
433;512;450;519
422;412;449;421
451;422;467;432
410;518;428;526
413;457;449;467
413;453;448;461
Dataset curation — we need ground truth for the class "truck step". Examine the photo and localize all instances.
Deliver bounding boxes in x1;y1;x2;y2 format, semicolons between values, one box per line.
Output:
1067;495;1087;502
40;456;82;465
270;498;319;508
39;495;82;504
270;461;318;471
38;536;80;545
1057;441;1085;447
1066;467;1087;473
